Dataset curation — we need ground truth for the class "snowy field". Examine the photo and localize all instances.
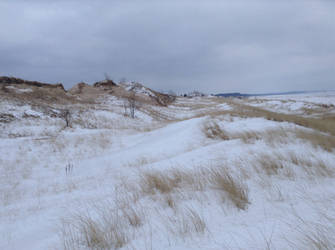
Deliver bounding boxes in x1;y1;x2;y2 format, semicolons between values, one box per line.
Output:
1;92;335;250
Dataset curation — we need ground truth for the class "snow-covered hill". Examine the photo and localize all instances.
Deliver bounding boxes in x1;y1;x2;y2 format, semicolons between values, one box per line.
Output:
1;83;335;249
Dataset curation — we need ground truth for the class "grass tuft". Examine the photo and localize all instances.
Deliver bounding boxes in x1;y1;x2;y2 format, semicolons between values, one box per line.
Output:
210;168;249;210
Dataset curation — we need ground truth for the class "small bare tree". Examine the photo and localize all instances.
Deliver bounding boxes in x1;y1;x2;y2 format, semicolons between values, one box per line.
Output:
123;92;138;118
60;109;72;127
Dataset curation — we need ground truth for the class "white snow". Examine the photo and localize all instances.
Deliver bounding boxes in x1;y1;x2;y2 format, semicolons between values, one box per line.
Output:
246;91;335;116
1;93;335;249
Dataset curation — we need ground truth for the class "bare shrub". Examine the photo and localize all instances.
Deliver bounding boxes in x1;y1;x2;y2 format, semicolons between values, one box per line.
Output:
209;168;249;210
123;92;139;118
60;109;72;128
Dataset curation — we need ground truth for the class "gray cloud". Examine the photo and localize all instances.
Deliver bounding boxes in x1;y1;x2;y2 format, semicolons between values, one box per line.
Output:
0;0;334;93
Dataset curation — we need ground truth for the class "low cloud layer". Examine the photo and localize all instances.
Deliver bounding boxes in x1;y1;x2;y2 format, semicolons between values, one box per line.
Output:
1;0;334;93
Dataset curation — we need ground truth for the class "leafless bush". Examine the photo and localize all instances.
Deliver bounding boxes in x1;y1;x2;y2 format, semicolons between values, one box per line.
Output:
123;92;139;118
60;109;72;128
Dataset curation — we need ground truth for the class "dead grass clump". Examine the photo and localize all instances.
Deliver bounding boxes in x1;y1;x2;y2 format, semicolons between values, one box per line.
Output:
140;169;205;195
256;151;333;179
255;153;285;176
140;167;250;210
288;216;335;250
122;206;143;228
166;207;207;237
210;168;249;210
295;130;335;152
126;156;155;168
227;127;292;145
140;171;181;194
299;158;333;178
60;199;148;250
300;229;335;250
234;130;262;143
287;151;333;177
262;128;292;145
61;212;129;250
202;120;229;140
164;193;176;209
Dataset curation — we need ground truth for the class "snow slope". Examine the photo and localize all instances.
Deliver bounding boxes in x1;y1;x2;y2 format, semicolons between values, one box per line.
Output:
1;93;335;249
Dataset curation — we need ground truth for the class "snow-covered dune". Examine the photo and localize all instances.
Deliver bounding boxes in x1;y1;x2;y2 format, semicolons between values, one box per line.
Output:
1;92;335;250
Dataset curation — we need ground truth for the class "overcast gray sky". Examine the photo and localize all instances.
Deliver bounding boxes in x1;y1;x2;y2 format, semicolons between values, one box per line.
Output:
0;0;334;93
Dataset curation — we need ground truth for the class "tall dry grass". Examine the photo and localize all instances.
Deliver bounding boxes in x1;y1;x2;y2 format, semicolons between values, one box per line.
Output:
60;200;145;250
254;151;333;179
203;115;335;155
295;130;335;152
210;168;249;210
213;99;335;136
286;207;335;250
165;207;207;237
139;167;249;210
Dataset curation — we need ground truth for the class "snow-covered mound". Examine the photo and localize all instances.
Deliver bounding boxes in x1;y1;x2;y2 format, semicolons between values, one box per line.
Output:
119;81;175;106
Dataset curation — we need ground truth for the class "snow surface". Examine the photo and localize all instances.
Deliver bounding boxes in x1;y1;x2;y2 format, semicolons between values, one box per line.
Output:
1;93;335;249
246;91;335;116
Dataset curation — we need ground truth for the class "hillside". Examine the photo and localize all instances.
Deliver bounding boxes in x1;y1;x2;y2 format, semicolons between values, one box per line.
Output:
1;80;335;249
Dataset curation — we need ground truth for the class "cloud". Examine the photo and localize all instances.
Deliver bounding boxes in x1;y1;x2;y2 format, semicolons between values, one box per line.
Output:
0;0;334;93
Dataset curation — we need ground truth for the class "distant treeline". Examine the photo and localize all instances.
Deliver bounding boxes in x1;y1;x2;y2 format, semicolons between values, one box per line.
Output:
215;91;318;97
